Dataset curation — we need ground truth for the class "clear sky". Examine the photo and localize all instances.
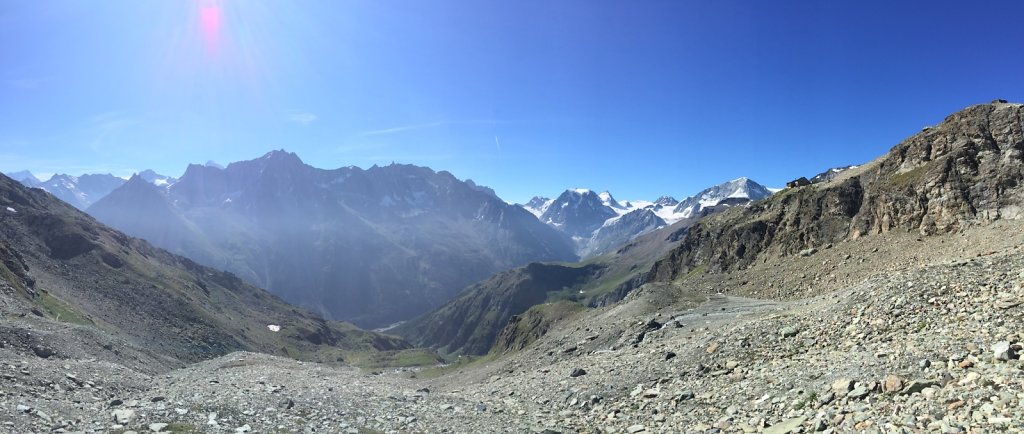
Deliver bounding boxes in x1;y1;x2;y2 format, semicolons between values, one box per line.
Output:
2;1;1023;203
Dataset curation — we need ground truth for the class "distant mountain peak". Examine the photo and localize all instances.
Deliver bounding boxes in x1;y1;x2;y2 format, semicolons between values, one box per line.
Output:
5;170;40;185
205;160;224;169
598;191;624;209
522;196;554;218
654;196;678;207
137;169;177;187
672;177;772;218
262;149;303;163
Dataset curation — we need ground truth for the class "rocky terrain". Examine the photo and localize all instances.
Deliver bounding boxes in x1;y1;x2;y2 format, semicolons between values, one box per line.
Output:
4;220;1022;433
649;100;1024;283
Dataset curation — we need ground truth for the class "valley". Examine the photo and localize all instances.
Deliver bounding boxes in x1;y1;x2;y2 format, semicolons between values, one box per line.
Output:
1;101;1023;433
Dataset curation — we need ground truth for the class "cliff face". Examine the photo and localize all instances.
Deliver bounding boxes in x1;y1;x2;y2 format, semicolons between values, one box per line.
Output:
649;101;1024;282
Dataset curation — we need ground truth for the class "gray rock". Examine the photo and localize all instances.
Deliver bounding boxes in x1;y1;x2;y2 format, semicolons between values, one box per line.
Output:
899;380;938;395
780;326;799;338
847;385;869;399
830;378;854;394
676;390;695;401
31;346;53;358
764;416;807;434
112;409;136;424
569;368;587;378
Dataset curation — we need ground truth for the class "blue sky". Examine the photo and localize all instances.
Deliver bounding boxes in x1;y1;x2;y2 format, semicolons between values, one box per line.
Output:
2;1;1023;203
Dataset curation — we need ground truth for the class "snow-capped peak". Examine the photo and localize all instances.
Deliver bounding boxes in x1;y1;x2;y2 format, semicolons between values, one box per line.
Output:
598;191;624;209
672;177;773;219
522;196;555;218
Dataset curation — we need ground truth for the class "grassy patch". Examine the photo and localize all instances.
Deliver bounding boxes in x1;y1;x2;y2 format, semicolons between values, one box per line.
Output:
164;423;199;433
0;262;30;296
347;348;443;370
415;352;499;380
36;292;94;326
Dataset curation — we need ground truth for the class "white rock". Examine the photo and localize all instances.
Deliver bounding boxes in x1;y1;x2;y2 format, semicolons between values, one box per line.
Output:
112;408;136;424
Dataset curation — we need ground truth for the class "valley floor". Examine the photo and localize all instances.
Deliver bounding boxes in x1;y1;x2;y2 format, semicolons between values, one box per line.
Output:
3;222;1024;433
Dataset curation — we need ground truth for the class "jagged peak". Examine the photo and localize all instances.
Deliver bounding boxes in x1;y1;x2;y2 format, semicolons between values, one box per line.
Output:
5;170;40;184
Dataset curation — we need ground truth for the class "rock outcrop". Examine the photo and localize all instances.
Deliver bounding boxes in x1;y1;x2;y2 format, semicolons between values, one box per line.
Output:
649;101;1024;282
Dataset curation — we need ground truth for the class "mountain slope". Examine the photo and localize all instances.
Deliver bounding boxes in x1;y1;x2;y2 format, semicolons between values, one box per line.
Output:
393;263;602;355
394;201;735;355
0;172;407;367
582;209;666;257
31;173;126;209
87;151;577;328
810;165;858;183
649;100;1024;284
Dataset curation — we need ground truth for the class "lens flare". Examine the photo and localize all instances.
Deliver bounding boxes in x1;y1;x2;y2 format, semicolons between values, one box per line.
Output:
200;4;222;55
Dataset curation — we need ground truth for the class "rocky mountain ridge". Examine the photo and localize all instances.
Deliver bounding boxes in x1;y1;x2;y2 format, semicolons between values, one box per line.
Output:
525;178;775;258
4;170;178;210
649;100;1024;285
86;151;577;328
0;172;408;369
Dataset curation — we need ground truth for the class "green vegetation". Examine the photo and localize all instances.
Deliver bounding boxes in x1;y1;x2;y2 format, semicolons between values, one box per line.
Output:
36;292;94;325
415;352;499;380
0;261;30;296
164;423;199;433
347;348;443;370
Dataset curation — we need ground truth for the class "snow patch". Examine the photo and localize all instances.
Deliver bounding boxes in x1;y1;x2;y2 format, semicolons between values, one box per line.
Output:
5;207;15;213
267;324;281;332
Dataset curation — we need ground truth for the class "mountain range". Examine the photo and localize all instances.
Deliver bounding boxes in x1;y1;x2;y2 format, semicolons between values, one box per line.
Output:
3;101;1023;433
522;177;775;257
0;172;407;369
5;169;178;210
84;151;577;328
7;157;779;333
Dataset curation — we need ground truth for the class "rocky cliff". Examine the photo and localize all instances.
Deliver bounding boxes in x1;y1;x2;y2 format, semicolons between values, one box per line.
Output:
649;101;1024;282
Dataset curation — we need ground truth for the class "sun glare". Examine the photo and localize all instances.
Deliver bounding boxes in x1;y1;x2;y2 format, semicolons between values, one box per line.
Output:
200;3;222;56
